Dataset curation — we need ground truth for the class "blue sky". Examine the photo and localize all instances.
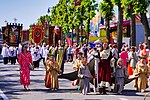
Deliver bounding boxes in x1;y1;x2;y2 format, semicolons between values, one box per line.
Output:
0;0;59;29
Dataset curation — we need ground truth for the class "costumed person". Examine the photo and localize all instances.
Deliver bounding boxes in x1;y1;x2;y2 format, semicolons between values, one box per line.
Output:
134;57;149;92
78;58;93;95
98;42;112;94
148;56;150;74
111;44;118;67
119;48;128;67
114;58;128;94
72;52;83;86
1;43;9;64
32;46;41;69
128;46;138;75
45;54;60;90
55;40;67;74
18;41;33;91
40;43;48;66
73;52;83;71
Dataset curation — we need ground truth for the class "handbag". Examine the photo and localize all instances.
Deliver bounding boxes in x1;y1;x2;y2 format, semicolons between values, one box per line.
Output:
21;53;34;70
28;63;34;70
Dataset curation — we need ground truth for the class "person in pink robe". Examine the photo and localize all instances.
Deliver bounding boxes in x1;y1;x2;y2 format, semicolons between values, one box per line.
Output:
119;48;128;67
18;42;33;91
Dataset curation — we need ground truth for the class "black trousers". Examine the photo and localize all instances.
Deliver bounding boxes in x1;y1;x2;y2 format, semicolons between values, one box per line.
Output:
10;57;16;64
3;57;8;64
33;60;40;68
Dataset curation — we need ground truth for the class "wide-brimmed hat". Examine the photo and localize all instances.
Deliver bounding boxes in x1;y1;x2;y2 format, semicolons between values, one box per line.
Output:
47;54;55;57
138;56;146;59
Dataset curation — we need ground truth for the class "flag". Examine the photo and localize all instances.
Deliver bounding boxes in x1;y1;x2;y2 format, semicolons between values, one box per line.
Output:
66;36;72;46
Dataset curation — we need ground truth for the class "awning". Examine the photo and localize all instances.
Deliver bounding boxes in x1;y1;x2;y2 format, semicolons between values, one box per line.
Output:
99;20;130;29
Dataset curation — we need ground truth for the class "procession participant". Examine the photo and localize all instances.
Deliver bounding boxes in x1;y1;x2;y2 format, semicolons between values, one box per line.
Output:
73;52;83;71
18;41;33;91
114;58;128;94
17;43;22;55
111;44;118;67
45;54;60;90
148;56;150;73
128;46;138;75
32;46;41;69
55;40;67;74
78;58;93;95
40;43;48;66
134;57;149;92
83;44;88;58
98;42;112;94
67;45;73;62
72;52;83;86
9;46;17;65
1;43;9;64
119;48;128;67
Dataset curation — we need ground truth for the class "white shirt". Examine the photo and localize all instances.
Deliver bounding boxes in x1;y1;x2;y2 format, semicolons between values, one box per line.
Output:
1;46;9;57
40;46;48;58
17;44;22;55
111;48;118;59
32;49;41;61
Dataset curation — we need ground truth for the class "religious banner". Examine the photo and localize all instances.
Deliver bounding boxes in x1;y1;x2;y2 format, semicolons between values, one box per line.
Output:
2;26;8;43
32;25;44;44
21;30;29;42
6;23;22;46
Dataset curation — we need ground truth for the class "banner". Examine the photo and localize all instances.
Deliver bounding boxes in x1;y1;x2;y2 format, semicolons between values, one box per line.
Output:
6;23;22;46
22;30;29;42
32;25;44;44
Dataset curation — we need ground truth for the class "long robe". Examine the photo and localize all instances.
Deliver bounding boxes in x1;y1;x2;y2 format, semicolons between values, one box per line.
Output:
45;60;59;89
18;52;32;85
56;46;66;73
98;49;112;91
134;63;149;91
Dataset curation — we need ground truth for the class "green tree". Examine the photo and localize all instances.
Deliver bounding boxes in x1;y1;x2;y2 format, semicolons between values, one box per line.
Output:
99;0;114;44
122;0;136;46
134;0;150;48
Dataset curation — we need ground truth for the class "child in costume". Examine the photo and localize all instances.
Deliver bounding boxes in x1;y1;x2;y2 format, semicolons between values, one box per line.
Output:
78;58;93;95
115;58;128;94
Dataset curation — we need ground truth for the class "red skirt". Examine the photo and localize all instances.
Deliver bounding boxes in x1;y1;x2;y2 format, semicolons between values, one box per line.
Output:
98;59;111;85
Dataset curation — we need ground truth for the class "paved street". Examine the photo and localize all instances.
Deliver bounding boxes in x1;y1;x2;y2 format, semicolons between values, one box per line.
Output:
0;59;150;100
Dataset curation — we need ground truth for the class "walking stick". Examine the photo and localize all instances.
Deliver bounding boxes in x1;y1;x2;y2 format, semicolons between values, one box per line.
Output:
144;92;150;100
94;57;99;92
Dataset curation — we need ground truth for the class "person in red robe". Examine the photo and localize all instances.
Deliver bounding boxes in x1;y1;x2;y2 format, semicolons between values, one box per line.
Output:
98;43;112;94
18;41;33;91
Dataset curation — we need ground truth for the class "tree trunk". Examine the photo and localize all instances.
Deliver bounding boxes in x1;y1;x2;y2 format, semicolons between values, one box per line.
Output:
81;6;84;44
105;19;110;44
130;6;136;46
72;25;74;46
140;13;150;48
117;4;123;53
87;18;90;44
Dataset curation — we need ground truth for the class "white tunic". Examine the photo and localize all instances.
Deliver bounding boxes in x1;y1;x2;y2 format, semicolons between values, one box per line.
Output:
1;46;9;57
40;46;48;58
